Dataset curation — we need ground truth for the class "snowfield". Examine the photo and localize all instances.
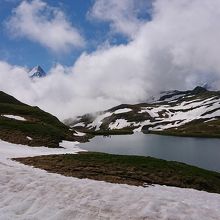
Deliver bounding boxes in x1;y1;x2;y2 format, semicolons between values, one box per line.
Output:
0;141;220;219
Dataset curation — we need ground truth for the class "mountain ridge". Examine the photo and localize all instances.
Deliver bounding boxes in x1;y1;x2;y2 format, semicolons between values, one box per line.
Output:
0;91;87;147
67;86;220;138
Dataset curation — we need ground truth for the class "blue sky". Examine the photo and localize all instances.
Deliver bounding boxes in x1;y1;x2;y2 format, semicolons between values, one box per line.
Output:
1;0;220;119
0;0;140;71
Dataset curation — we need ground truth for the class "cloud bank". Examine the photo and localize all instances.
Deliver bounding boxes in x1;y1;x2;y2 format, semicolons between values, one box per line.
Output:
88;0;151;38
6;0;85;52
2;0;220;120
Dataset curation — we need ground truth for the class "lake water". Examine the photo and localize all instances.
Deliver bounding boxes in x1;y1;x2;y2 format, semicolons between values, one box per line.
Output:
79;133;220;172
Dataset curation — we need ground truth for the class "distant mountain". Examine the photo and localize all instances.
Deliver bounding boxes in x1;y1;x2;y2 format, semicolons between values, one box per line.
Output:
67;86;220;138
28;65;46;78
0;91;87;147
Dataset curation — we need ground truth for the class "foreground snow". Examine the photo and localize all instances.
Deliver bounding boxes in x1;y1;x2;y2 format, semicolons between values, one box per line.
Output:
0;140;84;160
0;141;220;220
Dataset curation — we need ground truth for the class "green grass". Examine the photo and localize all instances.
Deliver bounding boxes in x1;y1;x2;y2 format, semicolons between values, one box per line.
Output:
0;117;68;138
15;152;220;194
0;91;74;147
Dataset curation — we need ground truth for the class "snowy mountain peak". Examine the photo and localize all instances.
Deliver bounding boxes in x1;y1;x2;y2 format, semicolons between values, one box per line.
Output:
28;65;46;78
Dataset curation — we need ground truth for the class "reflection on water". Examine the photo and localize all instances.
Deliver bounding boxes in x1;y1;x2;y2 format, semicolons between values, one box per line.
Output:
80;133;220;172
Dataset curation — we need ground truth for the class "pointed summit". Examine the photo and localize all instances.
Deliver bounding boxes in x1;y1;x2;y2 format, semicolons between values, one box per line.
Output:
192;86;207;94
28;65;46;78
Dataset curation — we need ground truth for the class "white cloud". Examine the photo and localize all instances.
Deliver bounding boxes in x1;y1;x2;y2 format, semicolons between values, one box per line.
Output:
6;0;85;52
0;62;120;120
2;0;220;120
72;0;220;98
88;0;150;38
0;61;32;101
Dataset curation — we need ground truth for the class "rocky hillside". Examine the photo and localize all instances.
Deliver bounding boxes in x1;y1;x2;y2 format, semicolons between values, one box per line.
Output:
0;91;86;147
67;87;220;138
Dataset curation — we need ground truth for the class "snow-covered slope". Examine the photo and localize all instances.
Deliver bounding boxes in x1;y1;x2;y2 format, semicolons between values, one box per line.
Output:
68;87;220;137
0;140;220;220
28;65;46;78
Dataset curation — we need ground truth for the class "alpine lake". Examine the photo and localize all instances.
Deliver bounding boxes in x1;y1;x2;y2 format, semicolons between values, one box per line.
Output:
79;133;220;172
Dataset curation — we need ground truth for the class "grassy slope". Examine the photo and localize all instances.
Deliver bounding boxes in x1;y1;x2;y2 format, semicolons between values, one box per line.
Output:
15;152;220;194
0;91;75;147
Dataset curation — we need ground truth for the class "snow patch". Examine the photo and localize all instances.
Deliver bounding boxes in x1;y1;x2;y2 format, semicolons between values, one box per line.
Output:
109;119;131;129
74;131;86;136
139;107;159;117
26;136;32;141
113;108;132;114
205;118;217;123
1;114;26;121
90;112;113;130
71;122;85;127
0;140;85;160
